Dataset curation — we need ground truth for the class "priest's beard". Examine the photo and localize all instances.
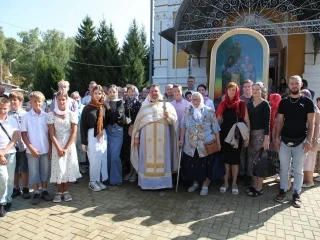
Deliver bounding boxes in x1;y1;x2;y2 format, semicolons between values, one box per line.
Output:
289;89;300;95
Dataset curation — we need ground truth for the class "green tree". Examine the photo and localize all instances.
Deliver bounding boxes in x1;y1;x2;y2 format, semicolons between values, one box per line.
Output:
40;30;73;70
95;19;110;85
121;20;147;90
68;16;98;95
105;23;121;86
3;38;22;61
0;27;7;60
33;56;64;99
14;28;42;89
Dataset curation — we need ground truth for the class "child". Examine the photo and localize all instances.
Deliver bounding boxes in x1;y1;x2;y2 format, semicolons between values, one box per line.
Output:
81;85;108;191
21;91;53;205
9;92;31;199
47;91;81;202
0;97;19;217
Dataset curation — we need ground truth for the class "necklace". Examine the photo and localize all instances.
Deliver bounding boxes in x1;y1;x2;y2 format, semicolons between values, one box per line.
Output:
289;96;301;103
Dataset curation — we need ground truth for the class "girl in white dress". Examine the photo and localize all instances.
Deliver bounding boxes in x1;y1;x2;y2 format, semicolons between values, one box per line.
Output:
47;91;81;203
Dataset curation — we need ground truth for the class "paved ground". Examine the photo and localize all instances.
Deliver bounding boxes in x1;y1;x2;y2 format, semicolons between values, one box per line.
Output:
1;176;320;240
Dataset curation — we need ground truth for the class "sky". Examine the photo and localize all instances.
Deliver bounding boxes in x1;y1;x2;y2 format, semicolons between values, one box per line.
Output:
0;0;151;45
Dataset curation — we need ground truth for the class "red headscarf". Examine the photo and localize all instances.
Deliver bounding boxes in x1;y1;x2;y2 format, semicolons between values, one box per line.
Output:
216;83;246;118
269;93;281;134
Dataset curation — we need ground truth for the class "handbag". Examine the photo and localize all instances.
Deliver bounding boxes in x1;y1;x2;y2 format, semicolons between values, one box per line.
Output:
281;136;305;147
253;148;277;178
0;123;19;152
205;140;219;155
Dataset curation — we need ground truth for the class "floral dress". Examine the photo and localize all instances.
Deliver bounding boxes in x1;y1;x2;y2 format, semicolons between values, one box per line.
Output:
181;105;220;181
47;112;82;184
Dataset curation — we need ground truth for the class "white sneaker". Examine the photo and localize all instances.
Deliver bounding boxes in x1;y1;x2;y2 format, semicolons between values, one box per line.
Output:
88;181;101;192
97;181;107;190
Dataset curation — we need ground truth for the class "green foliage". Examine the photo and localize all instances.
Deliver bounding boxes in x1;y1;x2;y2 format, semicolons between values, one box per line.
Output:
33;56;64;99
3;38;22;61
68;16;98;94
103;23;121;86
121;20;148;90
0;28;7;60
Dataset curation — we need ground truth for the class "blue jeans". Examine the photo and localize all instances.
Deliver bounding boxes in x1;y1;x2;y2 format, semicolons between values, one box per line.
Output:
26;153;50;185
279;141;306;193
0;153;16;204
106;125;123;185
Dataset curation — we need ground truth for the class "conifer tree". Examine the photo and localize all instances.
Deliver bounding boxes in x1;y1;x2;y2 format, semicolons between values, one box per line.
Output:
96;21;121;86
68;16;97;95
105;24;121;86
121;20;146;90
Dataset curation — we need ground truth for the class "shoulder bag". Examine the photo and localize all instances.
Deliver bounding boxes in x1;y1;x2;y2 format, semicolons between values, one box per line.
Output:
0;122;18;152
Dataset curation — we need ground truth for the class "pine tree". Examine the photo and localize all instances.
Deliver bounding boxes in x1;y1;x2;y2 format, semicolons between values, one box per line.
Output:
68;16;97;95
121;20;146;90
105;24;121;86
96;21;121;86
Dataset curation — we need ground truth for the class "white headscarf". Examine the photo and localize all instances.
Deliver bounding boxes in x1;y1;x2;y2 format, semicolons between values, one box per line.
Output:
191;92;205;120
54;95;70;115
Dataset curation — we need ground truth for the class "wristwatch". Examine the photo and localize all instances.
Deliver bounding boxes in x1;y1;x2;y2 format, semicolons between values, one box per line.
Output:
305;140;312;144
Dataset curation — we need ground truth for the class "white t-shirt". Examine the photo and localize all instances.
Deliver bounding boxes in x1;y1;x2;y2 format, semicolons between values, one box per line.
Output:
8;109;27;152
21;109;49;155
82;95;91;105
204;98;216;111
0;115;19;153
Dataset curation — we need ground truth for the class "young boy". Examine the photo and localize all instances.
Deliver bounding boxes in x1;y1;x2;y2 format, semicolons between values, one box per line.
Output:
21;91;52;205
0;97;19;217
9;92;31;199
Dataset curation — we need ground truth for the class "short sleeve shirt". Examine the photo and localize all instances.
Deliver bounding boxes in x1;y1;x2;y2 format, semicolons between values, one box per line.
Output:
0;115;19;153
278;96;315;138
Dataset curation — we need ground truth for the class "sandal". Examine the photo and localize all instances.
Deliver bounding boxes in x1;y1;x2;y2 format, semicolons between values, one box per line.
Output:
200;186;208;196
292;193;302;208
247;189;263;197
302;183;314;188
63;192;72;202
220;184;228;193
232;186;239;195
188;184;199;193
245;186;255;194
53;192;62;203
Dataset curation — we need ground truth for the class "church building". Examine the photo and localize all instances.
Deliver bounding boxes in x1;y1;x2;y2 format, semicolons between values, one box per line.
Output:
153;0;320;96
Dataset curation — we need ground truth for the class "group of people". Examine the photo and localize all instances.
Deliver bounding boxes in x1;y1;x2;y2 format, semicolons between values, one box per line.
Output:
0;74;318;218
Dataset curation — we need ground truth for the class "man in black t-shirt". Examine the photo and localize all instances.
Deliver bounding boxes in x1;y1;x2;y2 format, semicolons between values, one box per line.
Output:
274;75;315;208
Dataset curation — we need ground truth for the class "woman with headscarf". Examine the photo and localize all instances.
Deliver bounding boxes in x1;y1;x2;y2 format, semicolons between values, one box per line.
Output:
81;85;108;192
197;84;215;111
47;91;81;202
216;82;250;195
105;85;126;185
179;92;221;196
122;84;141;182
301;89;320;188
245;82;270;197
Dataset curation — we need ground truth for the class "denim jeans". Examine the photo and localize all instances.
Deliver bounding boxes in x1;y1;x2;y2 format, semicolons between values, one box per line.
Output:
0;153;16;204
26;153;50;185
106;125;123;185
279;141;306;193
